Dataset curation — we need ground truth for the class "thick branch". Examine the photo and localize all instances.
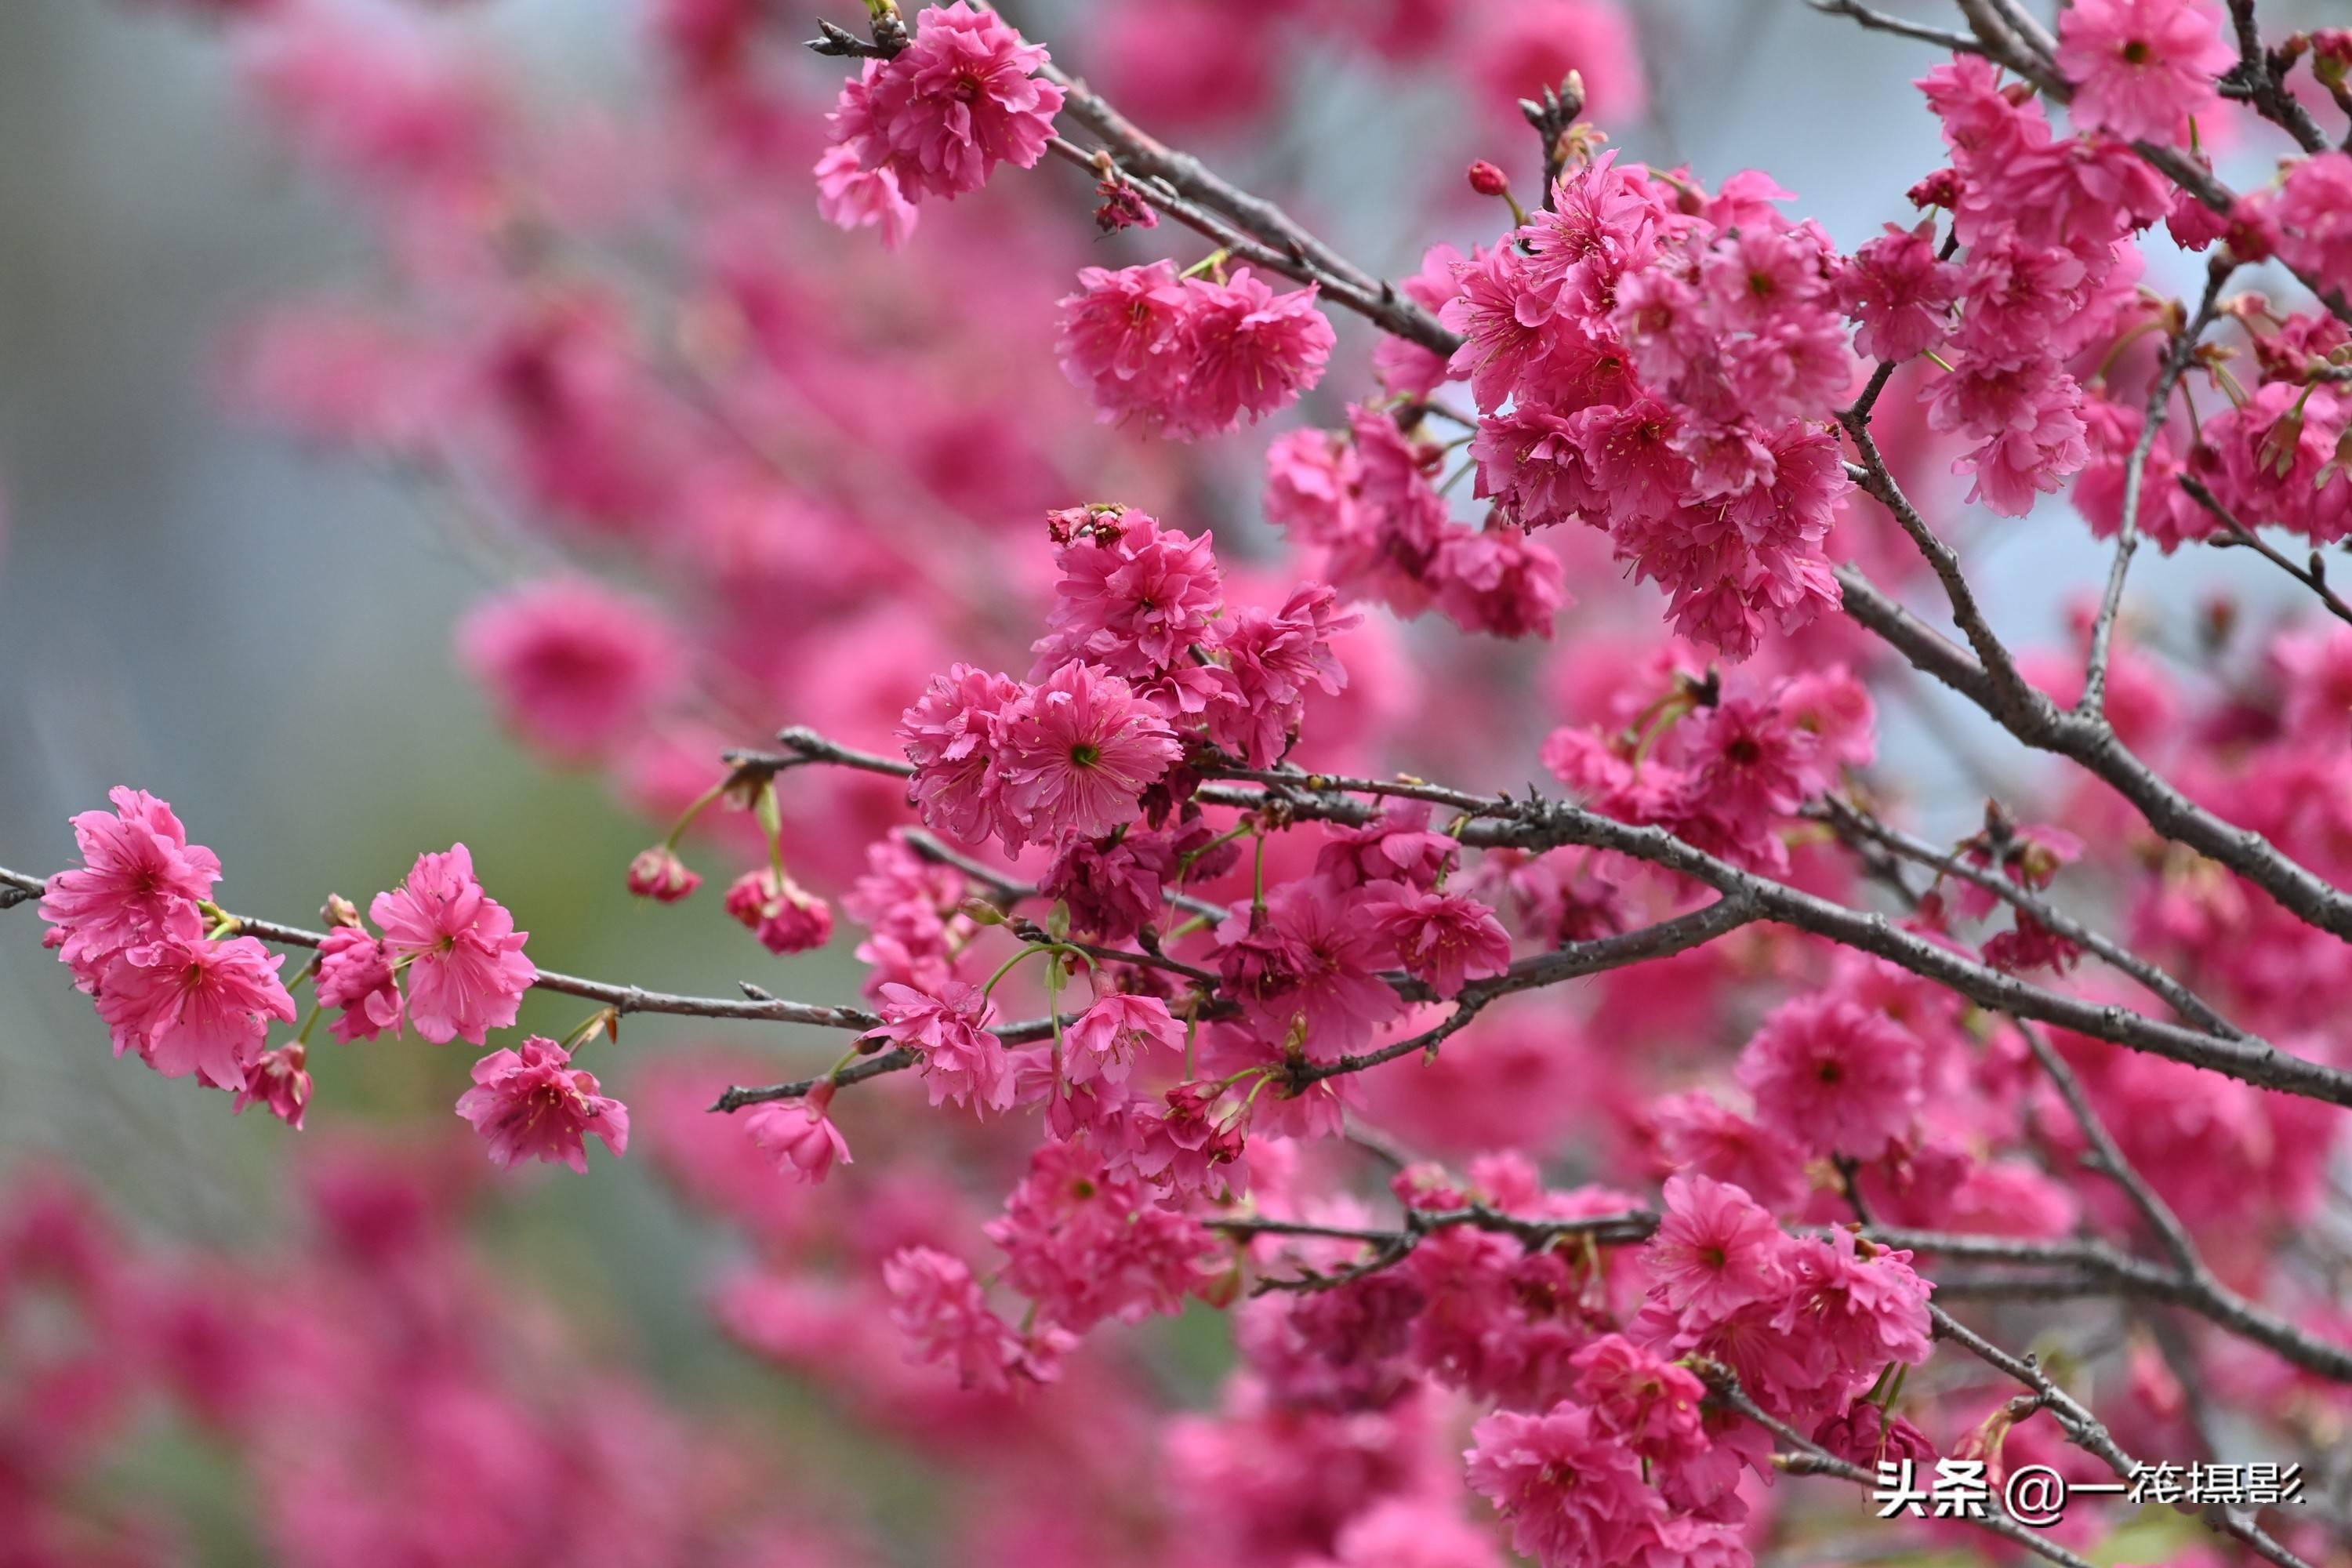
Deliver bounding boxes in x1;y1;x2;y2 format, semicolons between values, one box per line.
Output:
748;731;2352;1105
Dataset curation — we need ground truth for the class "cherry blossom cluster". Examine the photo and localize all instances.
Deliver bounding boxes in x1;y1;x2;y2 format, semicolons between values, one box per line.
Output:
17;0;2352;1563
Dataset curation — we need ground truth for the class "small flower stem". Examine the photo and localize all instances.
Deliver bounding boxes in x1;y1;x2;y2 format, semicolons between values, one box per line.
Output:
662;775;735;851
1178;247;1230;281
1176;819;1254;876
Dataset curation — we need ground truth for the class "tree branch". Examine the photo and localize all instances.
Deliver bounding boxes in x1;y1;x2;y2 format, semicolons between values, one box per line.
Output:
2180;472;2352;628
2081;259;2234;717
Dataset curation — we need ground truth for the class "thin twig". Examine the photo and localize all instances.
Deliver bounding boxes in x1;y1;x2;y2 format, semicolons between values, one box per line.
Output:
2180;472;2352;628
2082;260;2235;717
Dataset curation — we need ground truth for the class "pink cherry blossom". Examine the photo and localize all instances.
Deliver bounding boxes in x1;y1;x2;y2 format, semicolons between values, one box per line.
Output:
1644;1173;1790;1326
1465;1403;1664;1568
94;931;297;1093
456;577;684;764
1736;993;1923;1160
315;924;404;1043
1065;993;1183;1084
40;787;222;991
999;661;1181;845
864;980;1011;1112
626;845;701;904
456;1035;630;1174
233;1043;314;1130
2055;0;2232;145
369;844;537;1046
883;1244;1068;1392
742;1091;851;1184
1365;882;1512;1000
724;868;835;955
816;0;1063;241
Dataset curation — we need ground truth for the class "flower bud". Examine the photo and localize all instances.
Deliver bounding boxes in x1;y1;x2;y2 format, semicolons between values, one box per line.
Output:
1466;160;1511;198
726;867;834;954
627;845;702;904
321;892;364;929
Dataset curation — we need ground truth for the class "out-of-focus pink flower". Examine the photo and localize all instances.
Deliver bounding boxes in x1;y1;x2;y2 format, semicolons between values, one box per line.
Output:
457;577;684;764
1465;0;1647;129
1736;992;1923;1160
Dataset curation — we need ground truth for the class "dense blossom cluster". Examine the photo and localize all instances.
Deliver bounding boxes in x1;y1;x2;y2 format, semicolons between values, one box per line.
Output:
17;0;2352;1564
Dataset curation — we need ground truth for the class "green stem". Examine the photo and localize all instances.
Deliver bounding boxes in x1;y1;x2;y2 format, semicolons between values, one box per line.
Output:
663;775;736;851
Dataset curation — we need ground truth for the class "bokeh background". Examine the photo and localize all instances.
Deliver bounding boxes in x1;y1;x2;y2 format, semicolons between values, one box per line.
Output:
0;0;2340;1557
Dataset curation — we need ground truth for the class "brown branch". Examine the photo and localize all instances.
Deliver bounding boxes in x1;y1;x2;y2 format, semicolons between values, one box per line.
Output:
2082;259;2235;717
1811;797;2241;1040
1693;1359;2102;1568
1932;1305;2315;1568
745;729;2352;1107
2180;472;2352;628
2220;0;2331;155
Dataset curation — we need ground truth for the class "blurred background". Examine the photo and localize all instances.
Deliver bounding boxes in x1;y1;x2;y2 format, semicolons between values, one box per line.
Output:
0;0;2343;1559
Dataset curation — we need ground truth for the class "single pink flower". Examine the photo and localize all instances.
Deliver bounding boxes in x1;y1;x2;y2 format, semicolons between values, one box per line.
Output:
724;867;834;955
999;662;1181;845
1167;270;1335;439
456;576;684;764
815;0;1062;240
232;1043;313;1130
1735;993;1923;1160
94;931;297;1093
899;662;1025;846
315;924;404;1043
1465;1403;1664;1568
883;1244;1069;1392
40;787;222;990
1065;993;1183;1084
2055;0;2232;144
1645;1173;1791;1326
742;1086;851;1184
454;1035;629;1174
370;844;536;1046
626;844;701;903
865;979;1011;1112
1365;882;1513;1000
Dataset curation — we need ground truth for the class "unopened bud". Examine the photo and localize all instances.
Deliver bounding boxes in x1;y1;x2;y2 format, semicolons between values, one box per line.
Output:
627;845;702;904
1467;160;1511;198
1907;168;1961;209
2313;29;2352;87
322;893;364;929
2258;398;2309;480
956;897;1008;926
